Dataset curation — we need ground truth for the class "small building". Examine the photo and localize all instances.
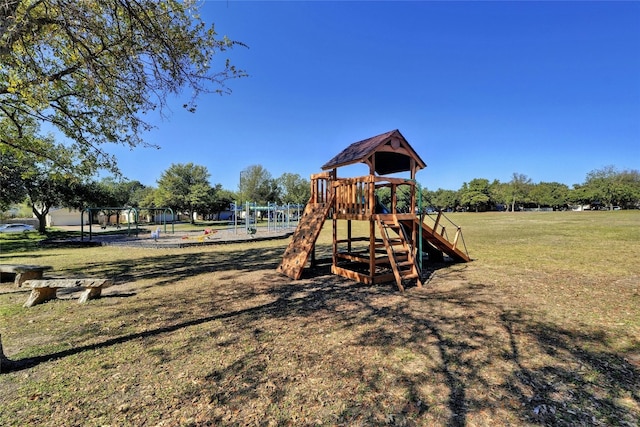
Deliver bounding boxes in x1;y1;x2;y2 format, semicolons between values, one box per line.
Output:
46;208;85;227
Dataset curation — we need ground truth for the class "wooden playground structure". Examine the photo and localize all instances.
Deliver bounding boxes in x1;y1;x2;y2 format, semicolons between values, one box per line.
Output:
277;129;470;291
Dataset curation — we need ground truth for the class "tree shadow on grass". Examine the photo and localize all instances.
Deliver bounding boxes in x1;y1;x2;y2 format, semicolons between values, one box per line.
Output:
76;244;289;287
500;311;640;426
2;250;638;426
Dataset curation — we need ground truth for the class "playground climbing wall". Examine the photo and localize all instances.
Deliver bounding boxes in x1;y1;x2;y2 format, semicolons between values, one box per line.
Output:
276;193;334;280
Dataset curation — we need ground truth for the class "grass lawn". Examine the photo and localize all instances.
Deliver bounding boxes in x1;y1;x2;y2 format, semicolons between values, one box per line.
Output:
0;211;638;426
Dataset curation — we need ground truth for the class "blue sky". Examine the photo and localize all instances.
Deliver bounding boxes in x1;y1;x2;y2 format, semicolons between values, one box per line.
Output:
109;0;640;192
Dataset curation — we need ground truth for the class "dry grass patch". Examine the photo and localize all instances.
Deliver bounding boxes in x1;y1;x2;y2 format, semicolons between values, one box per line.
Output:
0;211;638;426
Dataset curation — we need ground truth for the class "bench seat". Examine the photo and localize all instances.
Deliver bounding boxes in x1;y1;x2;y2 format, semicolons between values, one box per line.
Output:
22;279;113;307
0;264;50;287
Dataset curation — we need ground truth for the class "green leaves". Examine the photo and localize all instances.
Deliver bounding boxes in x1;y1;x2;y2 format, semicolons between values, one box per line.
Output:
277;173;311;205
1;0;247;172
156;163;213;223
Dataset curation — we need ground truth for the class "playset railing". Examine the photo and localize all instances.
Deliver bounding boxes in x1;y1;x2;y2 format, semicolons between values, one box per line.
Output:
422;210;469;256
334;176;374;217
330;176;417;219
310;172;333;205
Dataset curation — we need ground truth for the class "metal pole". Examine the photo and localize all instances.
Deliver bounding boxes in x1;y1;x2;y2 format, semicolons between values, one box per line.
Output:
81;209;85;241
245;201;249;234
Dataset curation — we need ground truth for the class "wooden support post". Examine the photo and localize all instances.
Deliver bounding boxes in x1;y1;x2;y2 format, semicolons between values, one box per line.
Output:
391;184;397;213
410;182;416;217
332;215;338;269
433;211;442;234
369;219;376;284
368;178;375;215
411;214;419;276
452;228;461;250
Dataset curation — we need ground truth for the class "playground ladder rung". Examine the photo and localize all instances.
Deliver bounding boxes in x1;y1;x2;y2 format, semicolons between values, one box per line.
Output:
396;261;414;268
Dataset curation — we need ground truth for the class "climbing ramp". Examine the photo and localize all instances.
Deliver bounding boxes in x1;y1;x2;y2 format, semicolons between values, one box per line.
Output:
376;215;422;292
277;193;334;280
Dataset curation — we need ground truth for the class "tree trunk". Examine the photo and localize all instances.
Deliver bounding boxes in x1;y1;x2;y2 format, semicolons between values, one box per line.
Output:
32;206;48;233
0;333;10;373
31;207;47;234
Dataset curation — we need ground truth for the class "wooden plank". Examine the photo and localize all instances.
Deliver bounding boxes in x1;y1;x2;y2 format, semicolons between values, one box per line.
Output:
331;266;374;285
376;217;404;292
336;252;370;263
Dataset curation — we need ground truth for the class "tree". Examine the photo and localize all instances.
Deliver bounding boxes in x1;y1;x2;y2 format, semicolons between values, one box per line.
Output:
459;179;491;212
420;187;433;211
1;0;246;172
209;187;235;217
506;173;532;212
257;178;282;205
23;159;82;233
156;163;212;224
583;166;640;210
431;189;458;211
375;186;392;211
395;185;413;212
2;133;95;232
374;184;414;213
529;182;569;210
239;165;280;204
0;147;27;211
84;178;148;226
277;173;310;205
617;170;640;209
130;185;155;209
488;180;509;211
568;184;593;207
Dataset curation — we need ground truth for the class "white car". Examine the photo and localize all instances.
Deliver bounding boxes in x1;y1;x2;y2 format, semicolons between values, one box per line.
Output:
0;223;36;233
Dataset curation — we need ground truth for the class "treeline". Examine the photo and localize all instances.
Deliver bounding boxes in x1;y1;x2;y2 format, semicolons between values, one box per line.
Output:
0;159;311;232
421;167;640;212
3;157;639;234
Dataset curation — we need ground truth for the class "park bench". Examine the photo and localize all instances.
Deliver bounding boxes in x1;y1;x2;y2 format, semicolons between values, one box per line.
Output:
0;264;51;287
22;278;113;307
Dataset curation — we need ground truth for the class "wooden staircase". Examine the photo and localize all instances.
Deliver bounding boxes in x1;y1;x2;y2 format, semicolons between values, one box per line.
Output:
376;215;423;292
277;193;334;280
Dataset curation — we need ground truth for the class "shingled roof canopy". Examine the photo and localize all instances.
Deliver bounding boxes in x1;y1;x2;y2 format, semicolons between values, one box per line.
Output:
321;129;426;176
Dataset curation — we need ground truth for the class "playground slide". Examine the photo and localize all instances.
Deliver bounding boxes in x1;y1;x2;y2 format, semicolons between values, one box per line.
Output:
399;218;471;263
375;202;390;214
277;194;334;280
